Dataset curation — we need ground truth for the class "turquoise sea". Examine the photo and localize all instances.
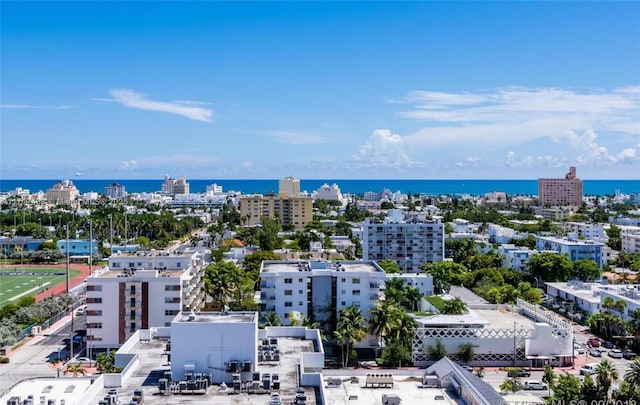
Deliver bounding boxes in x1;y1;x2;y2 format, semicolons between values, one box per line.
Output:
1;179;638;196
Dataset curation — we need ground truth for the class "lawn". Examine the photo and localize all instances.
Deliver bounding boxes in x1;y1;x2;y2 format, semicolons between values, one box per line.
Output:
0;267;82;307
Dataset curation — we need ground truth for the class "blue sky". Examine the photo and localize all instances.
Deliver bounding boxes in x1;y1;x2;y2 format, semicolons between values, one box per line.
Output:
1;1;639;180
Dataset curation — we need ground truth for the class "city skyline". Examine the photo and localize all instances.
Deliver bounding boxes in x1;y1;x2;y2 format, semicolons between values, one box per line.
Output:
1;2;639;180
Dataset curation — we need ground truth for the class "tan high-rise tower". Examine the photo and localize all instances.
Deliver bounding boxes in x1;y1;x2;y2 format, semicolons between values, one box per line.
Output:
538;166;583;207
278;176;300;197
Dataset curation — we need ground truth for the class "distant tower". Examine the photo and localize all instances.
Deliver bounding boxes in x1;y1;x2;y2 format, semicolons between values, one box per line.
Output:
278;176;300;197
538;166;583;207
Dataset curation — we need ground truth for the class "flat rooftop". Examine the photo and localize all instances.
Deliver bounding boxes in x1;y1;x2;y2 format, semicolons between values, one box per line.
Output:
0;377;93;405
261;260;382;274
322;374;464;405
91;335;317;405
173;312;256;323
93;268;184;278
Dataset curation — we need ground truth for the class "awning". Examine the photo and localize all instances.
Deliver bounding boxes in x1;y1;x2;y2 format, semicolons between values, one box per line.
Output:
184;361;196;371
526;355;551;359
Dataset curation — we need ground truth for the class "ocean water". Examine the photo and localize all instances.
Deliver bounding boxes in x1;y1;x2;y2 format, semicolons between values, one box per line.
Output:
1;179;639;196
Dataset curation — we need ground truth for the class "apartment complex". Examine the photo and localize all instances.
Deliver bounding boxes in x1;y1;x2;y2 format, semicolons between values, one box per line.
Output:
538;166;583;207
562;222;604;240
104;182;126;199
239;194;312;229
85;250;206;350
278;176;300;197
536;233;604;267
45;180;80;205
259;260;385;347
161;174;190;195
546;281;640;321
622;230;640;254
313;183;343;201
362;210;445;273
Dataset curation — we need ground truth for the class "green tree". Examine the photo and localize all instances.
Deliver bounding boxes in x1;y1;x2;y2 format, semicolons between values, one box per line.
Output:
263;313;281;327
625;357;640;386
95;350;116;374
573;259;602;281
581;373;605;402
542;365;555;397
63;362;87;377
595;359;619;396
242;251;281;280
528;252;573;282
499;376;523;394
426;338;447;361
441;297;468;315
456;343;474;363
377;259;401;274
380;340;412;367
369;300;401;351
551;372;581;403
334;305;367;368
259;217;281;251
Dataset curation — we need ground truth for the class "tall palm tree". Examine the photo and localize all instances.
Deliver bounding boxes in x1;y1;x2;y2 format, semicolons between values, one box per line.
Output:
602;296;616;314
369;300;401;350
624;358;640;386
595;359;619;396
335;305;366;368
392;312;417;349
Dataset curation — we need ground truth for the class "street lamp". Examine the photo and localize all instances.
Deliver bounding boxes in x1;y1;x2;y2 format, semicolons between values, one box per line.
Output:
89;220;93;276
109;214;113;256
513;321;517;366
66;225;70;294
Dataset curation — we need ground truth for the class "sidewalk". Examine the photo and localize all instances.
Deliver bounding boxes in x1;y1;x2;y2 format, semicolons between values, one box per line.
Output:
7;313;75;358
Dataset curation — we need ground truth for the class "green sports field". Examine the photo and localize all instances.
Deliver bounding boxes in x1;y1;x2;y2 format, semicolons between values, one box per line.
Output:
0;267;82;307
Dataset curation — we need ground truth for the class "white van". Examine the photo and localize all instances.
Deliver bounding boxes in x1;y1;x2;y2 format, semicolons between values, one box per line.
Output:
580;363;599;375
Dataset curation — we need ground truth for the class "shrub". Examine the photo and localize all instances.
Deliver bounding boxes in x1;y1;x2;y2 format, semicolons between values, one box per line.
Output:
0;357;10;363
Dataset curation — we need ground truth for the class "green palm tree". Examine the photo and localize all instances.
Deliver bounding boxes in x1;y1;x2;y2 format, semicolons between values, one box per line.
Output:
441;297;468;315
263;313;281;327
595;359;619;396
63;362;86;377
335;305;367;368
624;358;640;385
369;300;401;350
392;312;417;349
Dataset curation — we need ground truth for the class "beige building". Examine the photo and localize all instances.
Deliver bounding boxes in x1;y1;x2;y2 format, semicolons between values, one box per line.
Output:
45;179;80;205
239;194;312;229
162;174;190;195
538;166;583;207
278;176;300;197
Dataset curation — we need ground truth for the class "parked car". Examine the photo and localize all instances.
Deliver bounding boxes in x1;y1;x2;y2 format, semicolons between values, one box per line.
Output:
603;341;616;349
587;338;601;348
609;349;623;359
589;348;602;357
623;350;637;360
507;368;531;378
580;363;599;375
523;381;548;390
574;344;586;354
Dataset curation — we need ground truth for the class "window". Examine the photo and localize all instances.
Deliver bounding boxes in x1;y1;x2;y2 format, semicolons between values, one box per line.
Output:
165;285;180;291
128;262;135;268
341;289;346;295
86;285;102;292
298;302;303;306
285;302;292;307
164;322;171;327
130;298;135;306
284;278;292;284
284;290;293;296
353;278;361;284
353;301;361;307
341;278;346;282
298;278;303;283
130;322;136;330
341;301;346;306
130;286;136;294
298;290;303;294
176;262;181;268
164;310;179;316
352;290;361;296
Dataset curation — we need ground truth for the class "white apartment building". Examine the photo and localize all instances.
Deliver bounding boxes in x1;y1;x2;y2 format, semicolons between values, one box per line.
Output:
622;230;640;254
86;250;206;350
104;182;126;199
546;281;640;322
536;233;604;268
161;174;190;195
562;222;605;240
384;273;434;297
362;210;444;273
488;224;529;244
498;244;537;271
171;311;258;383
313;183;343;201
259;260;386;347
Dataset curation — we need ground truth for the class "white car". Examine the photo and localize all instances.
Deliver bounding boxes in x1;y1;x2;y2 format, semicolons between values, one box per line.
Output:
609;349;623;359
580;363;599;375
74;357;91;363
574;344;586;354
523;381;548;390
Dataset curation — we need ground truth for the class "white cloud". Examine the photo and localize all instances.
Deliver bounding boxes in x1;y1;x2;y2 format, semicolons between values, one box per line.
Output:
98;89;213;122
353;129;410;165
120;160;139;170
1;104;72;109
560;129;640;165
397;86;640;153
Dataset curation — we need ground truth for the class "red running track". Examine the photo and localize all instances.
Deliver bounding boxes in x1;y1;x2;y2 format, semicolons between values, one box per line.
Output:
0;263;93;301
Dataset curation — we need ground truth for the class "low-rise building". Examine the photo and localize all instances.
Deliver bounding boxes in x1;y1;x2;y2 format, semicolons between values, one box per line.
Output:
546;281;640;321
536;234;604;267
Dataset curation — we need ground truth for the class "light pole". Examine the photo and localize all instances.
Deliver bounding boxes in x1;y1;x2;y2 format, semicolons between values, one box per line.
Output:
109;214;113;256
66;225;70;294
513;321;517;366
124;212;128;252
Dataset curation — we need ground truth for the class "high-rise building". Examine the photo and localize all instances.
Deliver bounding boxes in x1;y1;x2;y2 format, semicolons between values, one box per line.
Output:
85;250;206;350
239;194;312;230
161;174;190;196
104;182;126;199
45;180;80;205
362;210;445;273
278;176;300;197
538;166;583;207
